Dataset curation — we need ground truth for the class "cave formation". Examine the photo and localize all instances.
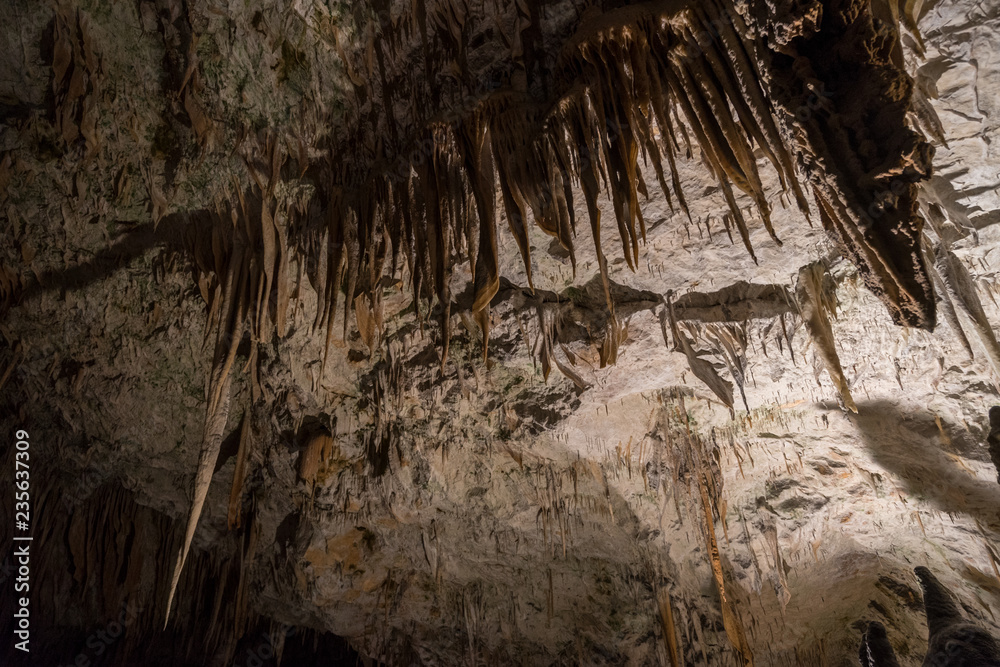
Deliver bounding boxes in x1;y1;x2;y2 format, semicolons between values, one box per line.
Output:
3;0;1000;664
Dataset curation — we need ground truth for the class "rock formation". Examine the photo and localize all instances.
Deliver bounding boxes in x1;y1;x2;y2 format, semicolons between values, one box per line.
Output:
2;0;1000;664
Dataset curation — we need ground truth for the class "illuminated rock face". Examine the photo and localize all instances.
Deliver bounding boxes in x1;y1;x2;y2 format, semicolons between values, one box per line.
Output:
2;0;1000;665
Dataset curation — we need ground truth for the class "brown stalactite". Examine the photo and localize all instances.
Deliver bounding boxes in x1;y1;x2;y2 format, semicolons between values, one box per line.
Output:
796;262;858;413
460;112;501;355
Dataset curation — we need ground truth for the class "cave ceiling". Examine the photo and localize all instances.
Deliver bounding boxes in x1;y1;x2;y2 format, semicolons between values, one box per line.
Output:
3;0;1000;665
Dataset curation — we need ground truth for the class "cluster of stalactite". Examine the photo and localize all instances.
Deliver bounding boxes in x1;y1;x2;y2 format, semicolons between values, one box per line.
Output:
297;0;937;377
165;136;292;624
311;0;814;375
161;0;940;408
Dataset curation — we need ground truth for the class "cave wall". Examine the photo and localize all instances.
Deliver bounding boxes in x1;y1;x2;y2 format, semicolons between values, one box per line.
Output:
2;0;1000;665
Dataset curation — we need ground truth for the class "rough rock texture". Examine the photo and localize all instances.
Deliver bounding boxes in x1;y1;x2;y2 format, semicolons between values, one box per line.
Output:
3;0;1000;666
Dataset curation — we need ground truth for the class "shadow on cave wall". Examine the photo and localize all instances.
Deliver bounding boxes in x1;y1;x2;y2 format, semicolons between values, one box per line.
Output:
851;400;1000;533
12;194;328;310
15;214;190;306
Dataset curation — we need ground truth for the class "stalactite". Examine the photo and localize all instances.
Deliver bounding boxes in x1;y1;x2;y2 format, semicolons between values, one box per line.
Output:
658;587;683;667
795;263;858;413
534;304;592;390
760;0;935;328
761;523;791;615
460;111;501;357
665;295;735;410
930;241;1000;377
695;439;754;666
923;240;974;359
227;413;252;531
705;323;751;412
165;131;309;624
